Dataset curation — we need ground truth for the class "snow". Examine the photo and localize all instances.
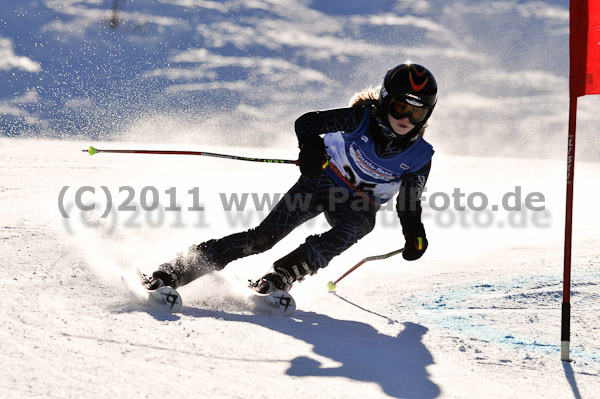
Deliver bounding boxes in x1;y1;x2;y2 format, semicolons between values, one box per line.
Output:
2;0;600;397
1;137;599;398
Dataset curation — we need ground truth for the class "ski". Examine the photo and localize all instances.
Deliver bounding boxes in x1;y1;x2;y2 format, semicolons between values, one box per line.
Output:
136;269;183;313
134;270;294;315
146;286;183;313
250;289;296;317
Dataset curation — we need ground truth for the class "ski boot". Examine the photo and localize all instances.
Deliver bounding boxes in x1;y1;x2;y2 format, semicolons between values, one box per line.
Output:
249;247;316;294
249;272;286;294
141;270;172;291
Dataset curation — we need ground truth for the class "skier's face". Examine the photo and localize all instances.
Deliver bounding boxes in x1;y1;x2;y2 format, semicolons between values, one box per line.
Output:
387;113;415;136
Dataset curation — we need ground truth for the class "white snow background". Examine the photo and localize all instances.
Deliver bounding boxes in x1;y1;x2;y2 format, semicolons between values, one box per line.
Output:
1;0;600;398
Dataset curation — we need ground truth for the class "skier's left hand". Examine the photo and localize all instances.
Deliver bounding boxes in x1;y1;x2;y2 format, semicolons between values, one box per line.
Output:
402;228;428;261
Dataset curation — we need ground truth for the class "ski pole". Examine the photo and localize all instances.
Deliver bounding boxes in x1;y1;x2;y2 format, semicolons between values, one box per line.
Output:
327;247;404;292
82;146;298;165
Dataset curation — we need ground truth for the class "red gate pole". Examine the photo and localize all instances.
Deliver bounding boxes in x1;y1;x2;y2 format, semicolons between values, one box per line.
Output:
561;96;577;362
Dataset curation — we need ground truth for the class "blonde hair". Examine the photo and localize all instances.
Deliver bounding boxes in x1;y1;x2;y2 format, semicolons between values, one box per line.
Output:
349;86;380;107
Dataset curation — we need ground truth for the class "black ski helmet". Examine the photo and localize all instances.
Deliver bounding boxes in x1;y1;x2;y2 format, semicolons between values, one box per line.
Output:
379;63;438;126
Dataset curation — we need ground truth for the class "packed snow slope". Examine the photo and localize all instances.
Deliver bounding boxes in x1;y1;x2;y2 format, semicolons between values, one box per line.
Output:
1;138;599;398
2;0;600;398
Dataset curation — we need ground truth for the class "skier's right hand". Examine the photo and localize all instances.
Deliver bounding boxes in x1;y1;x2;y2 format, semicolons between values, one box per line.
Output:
298;135;328;177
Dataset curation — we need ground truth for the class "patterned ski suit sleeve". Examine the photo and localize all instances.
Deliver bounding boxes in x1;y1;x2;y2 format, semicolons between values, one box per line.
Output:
396;160;431;235
294;107;366;141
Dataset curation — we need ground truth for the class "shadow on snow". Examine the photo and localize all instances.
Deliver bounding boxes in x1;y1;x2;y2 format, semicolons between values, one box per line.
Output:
181;307;440;399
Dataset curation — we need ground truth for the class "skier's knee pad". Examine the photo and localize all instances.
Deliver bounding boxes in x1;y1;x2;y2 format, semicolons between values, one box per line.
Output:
324;211;336;228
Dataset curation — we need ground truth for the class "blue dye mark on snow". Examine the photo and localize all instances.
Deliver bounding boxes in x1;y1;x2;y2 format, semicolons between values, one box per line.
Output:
399;272;600;366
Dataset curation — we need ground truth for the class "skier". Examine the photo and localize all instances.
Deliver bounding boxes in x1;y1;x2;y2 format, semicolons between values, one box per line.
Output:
144;62;437;294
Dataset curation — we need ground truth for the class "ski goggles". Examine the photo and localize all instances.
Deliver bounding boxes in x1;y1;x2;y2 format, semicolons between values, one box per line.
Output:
387;97;430;125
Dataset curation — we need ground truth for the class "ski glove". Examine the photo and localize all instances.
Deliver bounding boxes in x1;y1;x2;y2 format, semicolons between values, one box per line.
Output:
403;234;428;261
401;218;428;261
298;135;328;177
